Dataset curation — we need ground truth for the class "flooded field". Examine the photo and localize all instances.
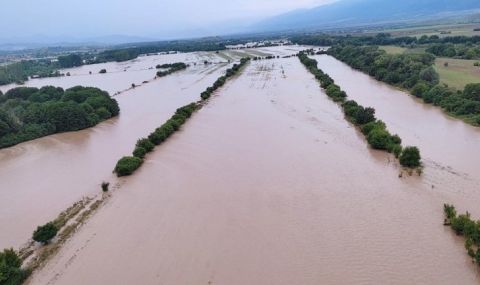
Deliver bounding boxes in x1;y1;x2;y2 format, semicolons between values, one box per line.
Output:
27;56;480;284
0;53;230;249
314;55;480;216
0;47;307;249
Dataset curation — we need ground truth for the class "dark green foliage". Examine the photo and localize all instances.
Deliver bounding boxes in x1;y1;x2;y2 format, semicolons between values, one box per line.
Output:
463;84;480;102
58;54;83;68
114;156;143;177
328;45;437;88
0;248;29;285
96;39;228;63
412;82;430;98
156;62;187;77
443;204;480;266
328;44;480;121
426;43;480;60
101;182;109;192
342;100;376;125
399;146;421;168
444;204;457;220
200;58;250;100
0;86;119;148
32;222;58;244
367;128;391;150
325;84;347;102
136;138;155;152
132;147;147;159
0;59;62;86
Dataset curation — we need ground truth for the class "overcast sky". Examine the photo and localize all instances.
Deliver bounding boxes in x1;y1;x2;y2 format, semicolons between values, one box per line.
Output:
1;0;334;41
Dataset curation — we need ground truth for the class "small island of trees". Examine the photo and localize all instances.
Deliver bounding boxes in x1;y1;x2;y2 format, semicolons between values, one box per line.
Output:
0;86;119;148
156;62;188;77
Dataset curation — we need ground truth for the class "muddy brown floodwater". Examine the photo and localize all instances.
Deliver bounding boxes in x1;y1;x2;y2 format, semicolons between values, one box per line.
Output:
28;57;480;284
0;53;232;249
314;55;480;216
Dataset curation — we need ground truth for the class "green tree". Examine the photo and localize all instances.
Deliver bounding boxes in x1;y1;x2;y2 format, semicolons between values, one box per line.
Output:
58;54;83;68
32;222;58;244
0;248;28;285
367;129;391;150
114;156;143;177
399;146;421;168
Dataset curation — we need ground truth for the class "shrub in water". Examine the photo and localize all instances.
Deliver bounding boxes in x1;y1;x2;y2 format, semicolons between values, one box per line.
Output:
33;222;58;244
114;156;143;177
399;146;421;168
101;181;110;192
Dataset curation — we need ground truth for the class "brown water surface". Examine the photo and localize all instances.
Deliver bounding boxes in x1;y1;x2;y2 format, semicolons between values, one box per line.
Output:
28;57;480;284
0;53;230;249
314;55;480;215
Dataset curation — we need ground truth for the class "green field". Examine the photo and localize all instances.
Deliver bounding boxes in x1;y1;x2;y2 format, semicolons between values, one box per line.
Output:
382;23;480;38
435;58;480;90
379;45;407;54
379;45;427;55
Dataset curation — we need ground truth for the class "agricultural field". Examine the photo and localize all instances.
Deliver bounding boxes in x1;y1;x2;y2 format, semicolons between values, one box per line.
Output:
435;57;480;90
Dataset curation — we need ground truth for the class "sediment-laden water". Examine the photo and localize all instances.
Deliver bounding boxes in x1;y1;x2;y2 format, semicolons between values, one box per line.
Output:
26;56;480;284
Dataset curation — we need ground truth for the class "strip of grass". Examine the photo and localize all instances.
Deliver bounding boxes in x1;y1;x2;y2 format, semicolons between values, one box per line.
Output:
379;45;407;55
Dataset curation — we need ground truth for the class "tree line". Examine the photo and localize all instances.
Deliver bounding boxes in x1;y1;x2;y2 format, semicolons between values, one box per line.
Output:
444;204;480;265
155;62;188;77
298;52;421;168
114;58;250;177
328;45;480;126
426;43;480;60
291;33;480;48
0;86;119;148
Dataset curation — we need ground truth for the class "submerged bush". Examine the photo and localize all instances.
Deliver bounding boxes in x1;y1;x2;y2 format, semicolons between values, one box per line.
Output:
101;181;110;192
114;156;143;177
32;222;58;244
399;146;421;168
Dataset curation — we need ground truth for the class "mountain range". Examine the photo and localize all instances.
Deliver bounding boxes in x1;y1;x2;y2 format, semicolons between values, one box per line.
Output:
256;0;480;32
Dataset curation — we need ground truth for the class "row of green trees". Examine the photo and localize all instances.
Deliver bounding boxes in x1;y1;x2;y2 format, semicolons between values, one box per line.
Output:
426;43;480;60
328;45;438;89
201;58;250;100
0;59;61;86
298;52;421;168
291;33;480;49
155;62;188;77
328;45;480;125
443;204;480;265
0;86;119;148
114;103;197;176
114;58;250;177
